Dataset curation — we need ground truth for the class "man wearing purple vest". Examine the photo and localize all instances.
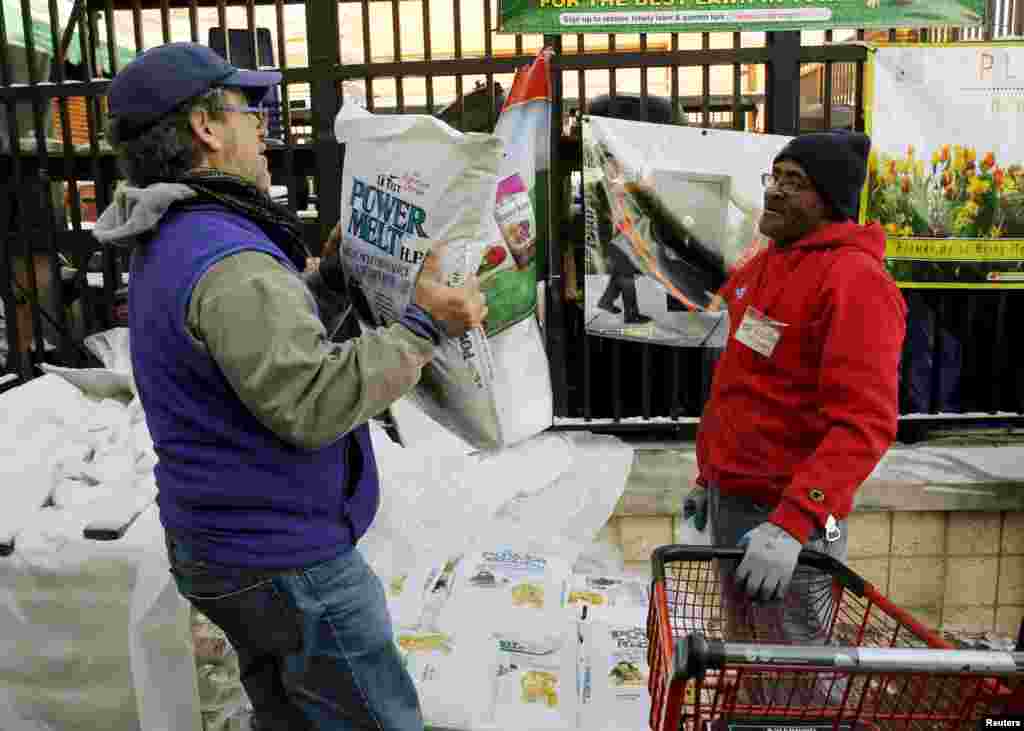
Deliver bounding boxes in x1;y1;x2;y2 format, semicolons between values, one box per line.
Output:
93;43;486;731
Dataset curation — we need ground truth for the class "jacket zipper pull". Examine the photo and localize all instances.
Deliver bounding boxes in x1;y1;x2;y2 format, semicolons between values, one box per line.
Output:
825;514;841;543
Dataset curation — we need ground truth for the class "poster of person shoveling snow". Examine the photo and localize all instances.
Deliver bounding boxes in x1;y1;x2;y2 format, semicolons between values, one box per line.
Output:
582;116;792;347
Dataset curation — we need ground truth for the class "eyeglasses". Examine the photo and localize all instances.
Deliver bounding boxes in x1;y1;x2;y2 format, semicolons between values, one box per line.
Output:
761;172;814;194
221;103;268;126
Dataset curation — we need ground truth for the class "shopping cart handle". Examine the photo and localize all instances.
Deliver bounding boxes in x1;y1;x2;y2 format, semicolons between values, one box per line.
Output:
676;632;1024;678
651;544;866;596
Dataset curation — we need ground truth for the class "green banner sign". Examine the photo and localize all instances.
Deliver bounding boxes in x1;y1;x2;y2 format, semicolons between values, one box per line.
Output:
498;0;985;35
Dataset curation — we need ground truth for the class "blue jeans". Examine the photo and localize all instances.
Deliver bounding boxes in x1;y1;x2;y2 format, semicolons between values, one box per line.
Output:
166;535;424;731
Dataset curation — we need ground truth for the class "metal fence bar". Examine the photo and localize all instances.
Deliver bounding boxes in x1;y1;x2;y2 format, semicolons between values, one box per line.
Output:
161;0;172;43
545;33;569;417
131;0;144;50
360;0;373;112
274;0;298;214
453;0;465;130
306;0;340;239
189;0;199;42
43;0;73;365
423;0;434;113
0;0;22;378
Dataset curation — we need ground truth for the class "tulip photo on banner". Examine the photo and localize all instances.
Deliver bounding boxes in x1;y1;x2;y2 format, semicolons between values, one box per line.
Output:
582;115;792;347
864;42;1024;288
498;0;984;36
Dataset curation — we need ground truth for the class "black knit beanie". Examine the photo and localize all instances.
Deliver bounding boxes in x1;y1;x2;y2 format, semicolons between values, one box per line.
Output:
773;131;871;221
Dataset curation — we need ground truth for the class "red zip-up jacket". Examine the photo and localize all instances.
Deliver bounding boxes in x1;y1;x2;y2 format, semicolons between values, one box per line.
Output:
697;220;907;544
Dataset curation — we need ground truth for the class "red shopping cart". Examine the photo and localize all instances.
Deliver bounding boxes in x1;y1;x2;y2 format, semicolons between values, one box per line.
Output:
647;545;1024;731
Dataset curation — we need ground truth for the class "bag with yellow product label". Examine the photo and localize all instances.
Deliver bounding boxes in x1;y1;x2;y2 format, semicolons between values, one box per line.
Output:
394;627;496;730
490;621;580;731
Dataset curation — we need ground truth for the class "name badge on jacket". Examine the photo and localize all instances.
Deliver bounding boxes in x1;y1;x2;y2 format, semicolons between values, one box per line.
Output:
734;305;787;358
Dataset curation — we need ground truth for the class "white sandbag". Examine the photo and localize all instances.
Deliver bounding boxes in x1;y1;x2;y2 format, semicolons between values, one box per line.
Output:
580;618;651;731
83;327;132;375
39;362;134;400
39;326;136;400
490;620;581;731
395;626;496;730
0;419;64;546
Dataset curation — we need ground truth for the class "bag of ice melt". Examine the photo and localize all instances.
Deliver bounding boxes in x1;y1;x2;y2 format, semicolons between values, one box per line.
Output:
490;621;581;731
394;626;495;730
438;548;573;633
334;49;554;450
580;618;651;731
334;104;503;448
562;573;649;619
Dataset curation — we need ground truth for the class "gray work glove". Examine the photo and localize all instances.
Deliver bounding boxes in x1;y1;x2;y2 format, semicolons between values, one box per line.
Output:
682;487;709;532
735;522;802;602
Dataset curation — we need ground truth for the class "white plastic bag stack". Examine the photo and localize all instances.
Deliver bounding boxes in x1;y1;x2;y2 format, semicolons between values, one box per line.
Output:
0;330;198;731
0;507;198;731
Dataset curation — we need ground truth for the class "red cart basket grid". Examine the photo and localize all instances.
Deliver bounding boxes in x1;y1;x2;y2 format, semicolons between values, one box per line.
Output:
647;544;1024;731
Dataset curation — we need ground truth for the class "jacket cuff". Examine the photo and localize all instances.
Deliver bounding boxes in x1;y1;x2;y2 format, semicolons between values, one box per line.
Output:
768;497;821;545
399;304;443;346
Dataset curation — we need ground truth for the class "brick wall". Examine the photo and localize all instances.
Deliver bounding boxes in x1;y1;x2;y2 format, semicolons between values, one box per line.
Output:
845;510;1024;637
606;511;1024;637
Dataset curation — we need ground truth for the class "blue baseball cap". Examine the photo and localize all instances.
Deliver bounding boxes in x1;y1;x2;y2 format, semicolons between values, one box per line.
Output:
108;42;282;140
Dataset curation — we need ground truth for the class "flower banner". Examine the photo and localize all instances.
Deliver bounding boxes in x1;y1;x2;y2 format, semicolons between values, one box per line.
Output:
498;0;984;35
865;43;1024;288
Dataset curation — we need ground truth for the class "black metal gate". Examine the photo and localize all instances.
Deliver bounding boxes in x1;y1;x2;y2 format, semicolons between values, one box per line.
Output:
1;0;1022;436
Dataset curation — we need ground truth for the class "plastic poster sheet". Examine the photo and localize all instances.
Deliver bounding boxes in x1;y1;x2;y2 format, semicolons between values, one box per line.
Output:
582;115;792;347
497;0;984;36
865;43;1024;289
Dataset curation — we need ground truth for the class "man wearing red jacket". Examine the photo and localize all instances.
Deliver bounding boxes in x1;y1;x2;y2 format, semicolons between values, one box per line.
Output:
689;131;906;640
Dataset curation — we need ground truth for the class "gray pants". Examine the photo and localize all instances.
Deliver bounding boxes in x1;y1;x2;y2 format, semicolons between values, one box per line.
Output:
708;485;849;705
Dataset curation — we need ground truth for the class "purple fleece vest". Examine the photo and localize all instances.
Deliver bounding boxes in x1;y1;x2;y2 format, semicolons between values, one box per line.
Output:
129;204;379;569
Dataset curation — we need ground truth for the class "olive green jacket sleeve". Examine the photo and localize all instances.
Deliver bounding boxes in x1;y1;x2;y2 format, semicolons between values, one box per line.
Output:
186;251;433;451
